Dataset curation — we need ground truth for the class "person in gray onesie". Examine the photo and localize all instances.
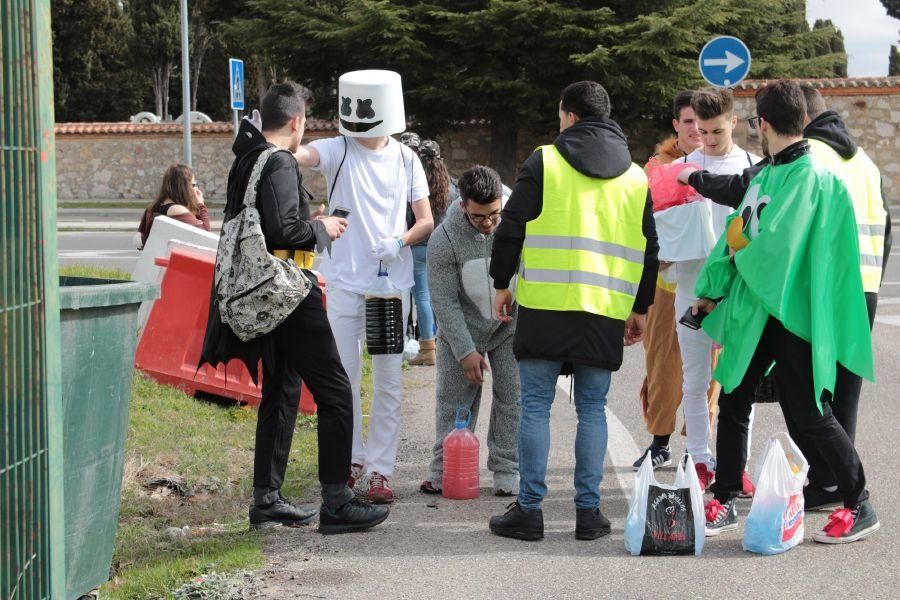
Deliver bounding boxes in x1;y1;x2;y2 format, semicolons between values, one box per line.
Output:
419;165;520;497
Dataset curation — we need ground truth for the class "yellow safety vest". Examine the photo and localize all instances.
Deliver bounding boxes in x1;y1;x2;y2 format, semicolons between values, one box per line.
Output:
516;144;648;320
808;138;887;293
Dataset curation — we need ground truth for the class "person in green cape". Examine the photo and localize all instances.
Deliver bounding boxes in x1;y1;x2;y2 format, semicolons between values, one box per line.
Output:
694;81;879;544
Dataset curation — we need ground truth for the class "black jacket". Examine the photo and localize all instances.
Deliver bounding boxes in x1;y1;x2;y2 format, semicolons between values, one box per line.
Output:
490;117;659;372
687;111;892;281
199;120;326;380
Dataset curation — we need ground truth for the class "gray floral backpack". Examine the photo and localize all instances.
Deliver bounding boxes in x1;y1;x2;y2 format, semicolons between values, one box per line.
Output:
215;147;312;341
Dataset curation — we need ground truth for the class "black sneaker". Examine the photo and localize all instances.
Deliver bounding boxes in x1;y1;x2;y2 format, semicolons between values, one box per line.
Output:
318;497;390;535
575;507;611;540
804;485;842;512
813;498;880;544
489;502;544;541
704;498;738;537
632;445;673;471
249;498;318;530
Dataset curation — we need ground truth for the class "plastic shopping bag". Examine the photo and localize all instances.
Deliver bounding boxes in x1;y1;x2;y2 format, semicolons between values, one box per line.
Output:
646;159;703;212
625;453;705;556
743;433;809;555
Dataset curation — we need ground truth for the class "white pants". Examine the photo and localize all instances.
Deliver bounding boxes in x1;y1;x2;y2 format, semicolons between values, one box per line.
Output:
673;260;755;469
674;259;716;467
326;286;410;477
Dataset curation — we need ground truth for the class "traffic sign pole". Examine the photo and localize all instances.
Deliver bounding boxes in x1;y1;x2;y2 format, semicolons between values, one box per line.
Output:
180;0;192;166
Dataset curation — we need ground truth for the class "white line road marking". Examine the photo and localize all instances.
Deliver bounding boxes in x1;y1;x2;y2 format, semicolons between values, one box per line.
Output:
556;376;640;501
875;315;900;327
878;298;900;305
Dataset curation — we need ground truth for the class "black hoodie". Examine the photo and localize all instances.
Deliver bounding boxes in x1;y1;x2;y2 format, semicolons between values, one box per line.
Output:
687;111;891;285
490;117;659;371
199;120;326;379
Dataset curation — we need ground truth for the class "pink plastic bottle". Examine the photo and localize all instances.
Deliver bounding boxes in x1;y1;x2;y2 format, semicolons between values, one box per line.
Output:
442;408;480;499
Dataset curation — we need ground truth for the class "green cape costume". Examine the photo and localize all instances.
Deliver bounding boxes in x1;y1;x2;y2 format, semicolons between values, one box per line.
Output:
695;152;874;412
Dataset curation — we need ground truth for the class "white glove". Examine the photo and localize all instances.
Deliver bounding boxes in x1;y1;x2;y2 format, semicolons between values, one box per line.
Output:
243;109;262;132
372;237;404;264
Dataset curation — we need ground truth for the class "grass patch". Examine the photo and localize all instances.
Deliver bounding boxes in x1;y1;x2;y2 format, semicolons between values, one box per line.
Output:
59;264;133;280
102;373;318;599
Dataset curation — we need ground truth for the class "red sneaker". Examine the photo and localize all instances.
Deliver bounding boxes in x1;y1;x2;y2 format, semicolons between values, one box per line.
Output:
368;472;394;504
740;470;755;498
348;463;365;489
695;463;715;492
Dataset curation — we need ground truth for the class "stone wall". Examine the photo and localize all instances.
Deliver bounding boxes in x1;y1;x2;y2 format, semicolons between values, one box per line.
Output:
54;78;900;202
55;123;551;202
732;82;899;200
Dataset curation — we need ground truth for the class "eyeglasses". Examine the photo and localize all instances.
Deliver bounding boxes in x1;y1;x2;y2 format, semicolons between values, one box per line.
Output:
747;115;763;130
192;181;201;189
464;208;501;224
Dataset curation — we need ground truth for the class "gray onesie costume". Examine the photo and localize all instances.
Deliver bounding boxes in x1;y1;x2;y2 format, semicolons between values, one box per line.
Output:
426;204;520;494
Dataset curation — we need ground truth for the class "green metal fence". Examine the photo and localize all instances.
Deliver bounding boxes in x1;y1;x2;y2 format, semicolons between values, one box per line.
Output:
1;1;65;598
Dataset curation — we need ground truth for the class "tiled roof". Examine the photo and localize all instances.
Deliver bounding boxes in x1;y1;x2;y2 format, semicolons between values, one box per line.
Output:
734;77;900;96
55;119;339;135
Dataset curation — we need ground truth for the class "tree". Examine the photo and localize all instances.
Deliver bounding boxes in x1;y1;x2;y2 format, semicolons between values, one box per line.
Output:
228;0;849;177
891;45;900;76
51;0;148;121
881;0;900;19
812;19;848;77
129;0;181;120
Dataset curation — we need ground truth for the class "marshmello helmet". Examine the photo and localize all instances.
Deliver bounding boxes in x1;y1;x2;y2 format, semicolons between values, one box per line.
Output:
338;69;406;138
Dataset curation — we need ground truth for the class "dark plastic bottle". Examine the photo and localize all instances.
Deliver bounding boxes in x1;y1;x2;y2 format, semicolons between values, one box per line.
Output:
365;262;404;355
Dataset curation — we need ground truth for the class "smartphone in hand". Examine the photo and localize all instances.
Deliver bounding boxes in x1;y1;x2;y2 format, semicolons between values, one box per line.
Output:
679;306;708;330
331;206;352;219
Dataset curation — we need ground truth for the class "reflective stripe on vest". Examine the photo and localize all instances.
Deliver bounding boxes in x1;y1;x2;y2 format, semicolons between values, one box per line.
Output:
808;139;887;293
516;144;648;320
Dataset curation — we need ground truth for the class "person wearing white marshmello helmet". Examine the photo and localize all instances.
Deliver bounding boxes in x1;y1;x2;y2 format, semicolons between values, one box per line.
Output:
294;70;434;504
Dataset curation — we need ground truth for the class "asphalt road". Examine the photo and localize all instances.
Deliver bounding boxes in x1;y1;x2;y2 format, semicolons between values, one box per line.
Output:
256;321;899;600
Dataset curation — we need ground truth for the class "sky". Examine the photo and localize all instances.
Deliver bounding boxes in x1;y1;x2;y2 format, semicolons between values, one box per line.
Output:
807;0;899;76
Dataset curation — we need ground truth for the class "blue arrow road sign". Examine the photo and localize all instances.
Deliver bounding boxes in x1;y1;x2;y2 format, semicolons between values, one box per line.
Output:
229;58;245;110
698;36;751;88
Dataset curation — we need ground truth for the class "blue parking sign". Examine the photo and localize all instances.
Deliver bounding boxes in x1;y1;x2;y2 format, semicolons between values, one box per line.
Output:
698;36;751;88
229;58;245;110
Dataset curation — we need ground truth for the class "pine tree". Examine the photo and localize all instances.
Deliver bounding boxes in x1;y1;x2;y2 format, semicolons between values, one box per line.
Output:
51;0;147;121
890;45;900;76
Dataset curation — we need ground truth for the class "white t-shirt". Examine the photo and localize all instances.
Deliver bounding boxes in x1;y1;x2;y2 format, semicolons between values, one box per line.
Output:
685;144;761;238
310;136;429;294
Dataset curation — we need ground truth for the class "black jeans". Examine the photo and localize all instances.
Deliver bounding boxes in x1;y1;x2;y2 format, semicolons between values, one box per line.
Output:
711;317;867;507
805;292;877;488
253;283;354;508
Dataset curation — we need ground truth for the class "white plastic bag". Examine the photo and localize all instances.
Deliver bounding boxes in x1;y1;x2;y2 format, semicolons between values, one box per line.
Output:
402;338;420;362
625;453;705;556
743;433;809;555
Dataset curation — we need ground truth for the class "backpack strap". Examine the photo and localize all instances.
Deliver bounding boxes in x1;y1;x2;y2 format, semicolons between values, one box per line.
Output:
328;137;349;205
242;147;277;209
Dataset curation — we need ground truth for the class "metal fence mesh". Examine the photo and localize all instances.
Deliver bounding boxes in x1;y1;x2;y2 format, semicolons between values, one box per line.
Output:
1;1;53;597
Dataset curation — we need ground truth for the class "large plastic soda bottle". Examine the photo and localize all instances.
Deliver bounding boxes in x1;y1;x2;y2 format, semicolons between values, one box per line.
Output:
442;408;480;499
365;261;404;355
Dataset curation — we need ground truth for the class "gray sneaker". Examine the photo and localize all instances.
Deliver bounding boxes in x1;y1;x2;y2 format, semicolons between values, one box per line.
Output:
704;497;738;537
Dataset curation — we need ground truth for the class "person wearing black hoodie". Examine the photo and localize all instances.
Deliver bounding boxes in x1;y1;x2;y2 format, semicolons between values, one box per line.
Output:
488;81;659;541
199;82;388;534
678;85;892;511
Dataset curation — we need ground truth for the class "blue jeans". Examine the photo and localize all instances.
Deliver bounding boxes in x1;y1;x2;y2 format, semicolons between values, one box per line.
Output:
411;244;435;339
517;359;611;511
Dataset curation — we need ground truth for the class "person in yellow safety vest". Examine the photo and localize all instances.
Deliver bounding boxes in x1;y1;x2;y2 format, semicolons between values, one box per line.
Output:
487;81;660;542
678;83;892;512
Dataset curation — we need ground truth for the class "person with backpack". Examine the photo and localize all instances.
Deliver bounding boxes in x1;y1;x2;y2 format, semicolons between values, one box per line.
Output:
200;82;389;534
294;70;434;504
